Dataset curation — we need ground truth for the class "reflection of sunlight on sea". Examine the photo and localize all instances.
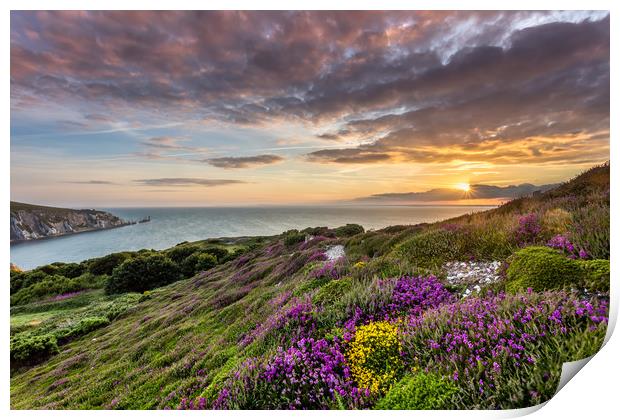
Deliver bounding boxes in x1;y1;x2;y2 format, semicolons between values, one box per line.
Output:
10;205;494;269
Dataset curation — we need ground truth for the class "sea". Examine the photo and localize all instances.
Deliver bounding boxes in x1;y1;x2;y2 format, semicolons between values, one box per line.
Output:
10;205;494;270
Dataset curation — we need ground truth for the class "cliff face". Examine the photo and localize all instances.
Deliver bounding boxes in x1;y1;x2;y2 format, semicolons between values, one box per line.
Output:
10;202;128;242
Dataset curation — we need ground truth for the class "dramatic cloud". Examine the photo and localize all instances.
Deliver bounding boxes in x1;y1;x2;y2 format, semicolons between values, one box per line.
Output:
205;154;284;168
10;10;610;178
133;178;245;187
356;183;558;203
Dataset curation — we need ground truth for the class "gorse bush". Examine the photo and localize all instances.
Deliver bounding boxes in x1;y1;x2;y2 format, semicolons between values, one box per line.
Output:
375;372;458;410
106;254;180;294
346;321;403;395
504;247;583;293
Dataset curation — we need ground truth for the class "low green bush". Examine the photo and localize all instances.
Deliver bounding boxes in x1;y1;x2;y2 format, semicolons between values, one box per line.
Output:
10;274;96;306
375;372;458;410
334;223;364;237
578;259;610;292
10;333;59;366
165;245;201;264
284;230;305;246
88;252;133;275
396;229;467;269
181;252;218;277
505;247;583;293
313;278;354;306
56;316;110;342
203;247;229;261
105;254;180;294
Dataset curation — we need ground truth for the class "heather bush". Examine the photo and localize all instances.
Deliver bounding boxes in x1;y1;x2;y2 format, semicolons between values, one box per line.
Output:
240;297;316;348
505;247;583;292
310;258;347;280
569;202;609;259
10;333;59;367
212;338;369;409
578;259;610;292
375;372;458;410
399;291;608;408
346;321;403;395
106;254;180;294
513;213;542;246
547;234;587;259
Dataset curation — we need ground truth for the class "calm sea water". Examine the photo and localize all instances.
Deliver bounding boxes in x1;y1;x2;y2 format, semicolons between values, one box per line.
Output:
10;205;493;270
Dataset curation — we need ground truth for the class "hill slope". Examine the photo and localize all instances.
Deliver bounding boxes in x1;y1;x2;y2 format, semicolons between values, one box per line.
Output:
10;201;129;242
9;164;610;410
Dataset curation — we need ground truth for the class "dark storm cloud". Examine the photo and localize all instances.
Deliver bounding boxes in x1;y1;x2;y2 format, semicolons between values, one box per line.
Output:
10;11;609;166
204;154;284;168
133;178;245;187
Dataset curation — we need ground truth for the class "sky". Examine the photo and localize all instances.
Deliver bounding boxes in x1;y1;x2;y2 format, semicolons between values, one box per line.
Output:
10;11;610;207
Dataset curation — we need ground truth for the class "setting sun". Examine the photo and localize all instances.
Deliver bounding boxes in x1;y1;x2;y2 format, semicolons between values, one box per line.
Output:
456;183;471;192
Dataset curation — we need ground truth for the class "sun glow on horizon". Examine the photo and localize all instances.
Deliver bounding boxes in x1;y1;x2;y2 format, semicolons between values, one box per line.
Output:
456;182;471;192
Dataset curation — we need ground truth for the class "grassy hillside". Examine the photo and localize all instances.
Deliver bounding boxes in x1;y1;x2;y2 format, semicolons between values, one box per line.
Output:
9;163;610;410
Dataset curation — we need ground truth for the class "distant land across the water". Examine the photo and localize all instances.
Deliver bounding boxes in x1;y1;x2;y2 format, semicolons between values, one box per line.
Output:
10;205;494;270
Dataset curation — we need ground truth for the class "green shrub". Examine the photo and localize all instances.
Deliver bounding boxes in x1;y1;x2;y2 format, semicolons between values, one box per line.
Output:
56;316;110;342
10;333;59;366
203;247;229;261
284;230;305;246
10;270;47;294
88;252;133;275
375;372;458;409
165;245;201;264
505;247;583;293
334;223;364;237
578;259;610;292
181;252;217;277
55;262;87;279
313;278;353;306
10;274;89;306
106;254;180;294
396;229;467;268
